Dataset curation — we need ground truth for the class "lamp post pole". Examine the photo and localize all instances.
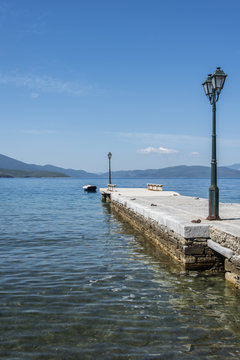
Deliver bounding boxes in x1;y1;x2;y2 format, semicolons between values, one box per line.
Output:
202;67;227;220
209;91;219;220
108;152;112;185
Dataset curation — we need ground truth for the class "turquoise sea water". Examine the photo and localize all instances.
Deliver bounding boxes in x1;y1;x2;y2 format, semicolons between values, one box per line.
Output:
1;178;240;359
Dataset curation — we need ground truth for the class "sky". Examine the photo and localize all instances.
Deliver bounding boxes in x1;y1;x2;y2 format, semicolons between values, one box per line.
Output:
0;0;240;172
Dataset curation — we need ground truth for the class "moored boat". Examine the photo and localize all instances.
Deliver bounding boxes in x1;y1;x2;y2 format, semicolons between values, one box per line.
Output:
83;184;97;192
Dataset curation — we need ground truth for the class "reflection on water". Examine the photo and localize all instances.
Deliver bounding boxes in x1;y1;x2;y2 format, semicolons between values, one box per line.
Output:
0;178;240;359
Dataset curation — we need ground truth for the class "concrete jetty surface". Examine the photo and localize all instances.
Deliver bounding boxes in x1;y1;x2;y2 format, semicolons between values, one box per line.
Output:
100;187;240;290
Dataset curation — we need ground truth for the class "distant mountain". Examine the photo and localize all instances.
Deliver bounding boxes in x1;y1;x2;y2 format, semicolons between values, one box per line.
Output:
227;164;240;171
103;165;240;178
0;154;98;178
0;168;69;178
1;154;240;179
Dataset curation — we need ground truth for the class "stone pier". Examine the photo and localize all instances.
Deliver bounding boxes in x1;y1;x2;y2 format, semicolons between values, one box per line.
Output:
100;187;240;290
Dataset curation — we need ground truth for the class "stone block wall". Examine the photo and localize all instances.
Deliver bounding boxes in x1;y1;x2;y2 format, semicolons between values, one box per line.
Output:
111;200;224;272
225;257;240;290
210;228;240;255
210;228;240;290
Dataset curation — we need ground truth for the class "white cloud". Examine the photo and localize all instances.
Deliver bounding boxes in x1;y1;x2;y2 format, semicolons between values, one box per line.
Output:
0;73;98;96
20;129;56;135
137;146;178;154
117;132;208;142
191;151;200;156
30;92;40;98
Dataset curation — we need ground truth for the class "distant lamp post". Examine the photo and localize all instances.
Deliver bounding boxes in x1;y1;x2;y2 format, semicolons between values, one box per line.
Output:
202;67;227;220
108;152;112;184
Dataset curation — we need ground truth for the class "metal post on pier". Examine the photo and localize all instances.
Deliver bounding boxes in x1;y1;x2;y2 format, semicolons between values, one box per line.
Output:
108;152;112;185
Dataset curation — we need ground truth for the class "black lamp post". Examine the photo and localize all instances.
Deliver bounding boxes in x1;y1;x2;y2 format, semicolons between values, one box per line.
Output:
202;67;227;220
108;152;112;185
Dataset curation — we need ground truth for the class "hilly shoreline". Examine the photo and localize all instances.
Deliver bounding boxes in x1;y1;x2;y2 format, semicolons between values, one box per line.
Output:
1;154;240;179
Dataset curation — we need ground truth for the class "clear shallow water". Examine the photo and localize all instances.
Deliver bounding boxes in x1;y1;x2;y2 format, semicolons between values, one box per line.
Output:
1;178;240;359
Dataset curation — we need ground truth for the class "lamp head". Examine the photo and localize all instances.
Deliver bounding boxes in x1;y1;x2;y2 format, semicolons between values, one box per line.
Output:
108;152;112;159
211;67;227;93
202;74;213;97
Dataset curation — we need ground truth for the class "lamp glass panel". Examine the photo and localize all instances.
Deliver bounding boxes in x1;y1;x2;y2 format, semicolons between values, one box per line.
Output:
216;77;225;90
203;83;209;95
212;76;216;89
208;81;213;94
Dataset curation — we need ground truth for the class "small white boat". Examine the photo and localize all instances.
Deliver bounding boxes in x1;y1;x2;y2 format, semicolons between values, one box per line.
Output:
83;184;97;192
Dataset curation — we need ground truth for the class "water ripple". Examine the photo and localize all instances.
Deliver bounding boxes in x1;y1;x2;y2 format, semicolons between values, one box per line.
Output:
0;179;240;359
